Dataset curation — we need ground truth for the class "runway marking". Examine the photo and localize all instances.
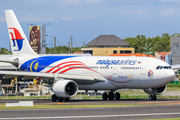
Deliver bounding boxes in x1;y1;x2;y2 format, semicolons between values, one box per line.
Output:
0;112;180;119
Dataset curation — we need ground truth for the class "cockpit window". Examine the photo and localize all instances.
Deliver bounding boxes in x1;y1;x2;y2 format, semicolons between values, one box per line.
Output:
156;66;160;69
156;66;172;70
164;66;169;69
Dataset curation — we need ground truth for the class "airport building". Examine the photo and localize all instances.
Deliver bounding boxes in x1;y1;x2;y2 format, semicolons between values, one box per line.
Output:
81;35;134;56
171;37;180;65
155;52;171;63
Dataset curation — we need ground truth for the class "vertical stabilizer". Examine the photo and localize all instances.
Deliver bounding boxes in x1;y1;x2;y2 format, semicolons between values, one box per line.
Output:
5;10;38;56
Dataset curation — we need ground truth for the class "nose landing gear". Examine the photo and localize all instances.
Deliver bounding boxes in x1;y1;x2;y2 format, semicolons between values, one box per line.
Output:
149;95;157;100
149;88;157;101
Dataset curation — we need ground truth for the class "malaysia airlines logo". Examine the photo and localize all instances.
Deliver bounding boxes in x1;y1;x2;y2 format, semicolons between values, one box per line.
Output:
147;70;154;78
8;28;24;51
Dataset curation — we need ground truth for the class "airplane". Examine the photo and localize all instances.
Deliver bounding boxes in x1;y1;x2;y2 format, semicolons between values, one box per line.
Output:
0;10;176;102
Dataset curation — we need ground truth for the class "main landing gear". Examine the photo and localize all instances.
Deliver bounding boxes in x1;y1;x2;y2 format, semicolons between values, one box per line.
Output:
52;94;70;102
102;91;120;100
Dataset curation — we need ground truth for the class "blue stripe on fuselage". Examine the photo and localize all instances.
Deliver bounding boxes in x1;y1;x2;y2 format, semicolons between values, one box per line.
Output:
20;56;76;72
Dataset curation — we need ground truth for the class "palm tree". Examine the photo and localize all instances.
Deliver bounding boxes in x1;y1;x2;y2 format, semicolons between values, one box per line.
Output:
0;47;11;55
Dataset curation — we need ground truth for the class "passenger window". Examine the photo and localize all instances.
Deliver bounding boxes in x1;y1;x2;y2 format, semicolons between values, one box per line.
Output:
169;66;172;69
113;50;117;54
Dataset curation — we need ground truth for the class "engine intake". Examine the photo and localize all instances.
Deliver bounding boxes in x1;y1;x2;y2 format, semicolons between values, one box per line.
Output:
143;85;167;95
52;80;78;98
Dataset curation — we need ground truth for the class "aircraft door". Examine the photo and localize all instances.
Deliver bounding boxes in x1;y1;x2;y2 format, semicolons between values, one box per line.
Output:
24;60;32;72
27;60;33;72
141;62;149;75
112;66;118;80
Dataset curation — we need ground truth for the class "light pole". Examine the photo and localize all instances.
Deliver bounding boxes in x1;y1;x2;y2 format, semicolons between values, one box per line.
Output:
41;23;51;54
46;35;53;53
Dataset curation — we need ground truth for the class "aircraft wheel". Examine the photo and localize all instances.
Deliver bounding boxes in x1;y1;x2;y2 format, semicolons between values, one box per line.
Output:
52;94;57;102
153;95;157;100
64;98;70;102
102;93;108;100
57;97;63;102
149;95;157;100
109;92;114;100
149;95;153;100
115;92;120;100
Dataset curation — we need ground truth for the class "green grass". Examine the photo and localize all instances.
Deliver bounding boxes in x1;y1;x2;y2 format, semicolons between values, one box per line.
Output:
144;118;180;120
0;95;51;100
1;84;180;100
0;92;180;100
167;83;180;91
0;104;133;109
75;94;180;100
167;83;180;88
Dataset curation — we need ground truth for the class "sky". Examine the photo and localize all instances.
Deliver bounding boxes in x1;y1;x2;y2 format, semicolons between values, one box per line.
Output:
0;0;180;50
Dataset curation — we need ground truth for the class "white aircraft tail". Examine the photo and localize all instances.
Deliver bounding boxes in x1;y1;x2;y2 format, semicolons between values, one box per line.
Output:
5;10;37;56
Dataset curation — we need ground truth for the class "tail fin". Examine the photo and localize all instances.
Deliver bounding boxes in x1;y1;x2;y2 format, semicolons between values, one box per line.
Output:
5;10;37;56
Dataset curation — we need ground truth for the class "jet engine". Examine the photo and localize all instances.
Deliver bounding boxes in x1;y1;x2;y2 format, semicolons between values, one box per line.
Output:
143;85;167;95
52;80;78;98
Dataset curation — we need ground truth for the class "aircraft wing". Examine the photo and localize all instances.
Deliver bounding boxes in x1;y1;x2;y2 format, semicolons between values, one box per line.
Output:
171;64;180;71
0;71;105;84
171;64;180;72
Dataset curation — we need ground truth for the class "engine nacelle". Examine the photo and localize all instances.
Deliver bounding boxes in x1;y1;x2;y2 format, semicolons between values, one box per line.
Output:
52;80;78;98
143;85;167;95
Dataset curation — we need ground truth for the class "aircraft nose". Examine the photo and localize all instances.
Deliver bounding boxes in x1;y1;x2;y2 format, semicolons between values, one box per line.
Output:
166;70;175;82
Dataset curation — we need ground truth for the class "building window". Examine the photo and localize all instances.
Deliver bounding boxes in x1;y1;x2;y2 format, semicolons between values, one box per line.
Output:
113;50;117;54
124;50;132;53
83;50;93;55
120;50;124;53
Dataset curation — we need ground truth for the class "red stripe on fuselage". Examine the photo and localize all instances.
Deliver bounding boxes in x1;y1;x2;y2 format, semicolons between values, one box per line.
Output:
59;67;99;74
46;61;85;73
52;63;86;73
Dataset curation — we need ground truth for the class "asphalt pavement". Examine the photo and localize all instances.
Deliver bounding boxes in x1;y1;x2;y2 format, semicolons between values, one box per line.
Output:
1;99;180;120
0;105;180;120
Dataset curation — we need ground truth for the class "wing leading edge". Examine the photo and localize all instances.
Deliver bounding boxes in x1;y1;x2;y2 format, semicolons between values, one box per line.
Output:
0;71;105;84
171;64;180;72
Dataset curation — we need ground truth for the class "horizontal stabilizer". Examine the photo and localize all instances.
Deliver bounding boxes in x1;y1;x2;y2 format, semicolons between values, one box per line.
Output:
0;59;18;68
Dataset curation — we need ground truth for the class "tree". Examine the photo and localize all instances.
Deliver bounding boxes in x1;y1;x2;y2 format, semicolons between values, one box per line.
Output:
124;33;171;54
46;46;82;54
0;47;11;55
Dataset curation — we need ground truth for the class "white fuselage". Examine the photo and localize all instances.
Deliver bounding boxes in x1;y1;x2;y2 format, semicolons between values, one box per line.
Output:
18;55;175;90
